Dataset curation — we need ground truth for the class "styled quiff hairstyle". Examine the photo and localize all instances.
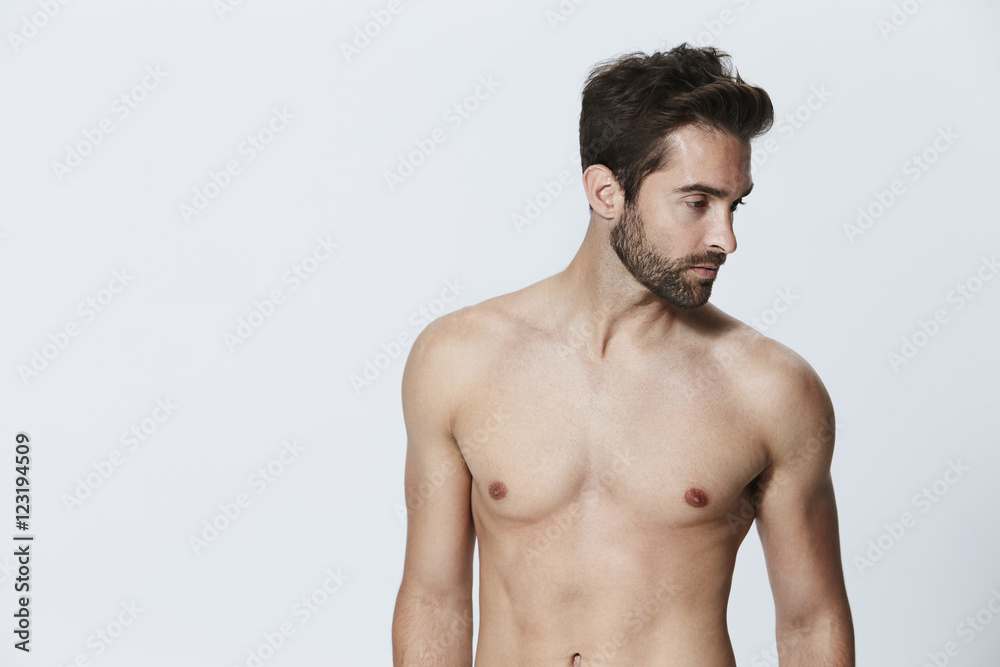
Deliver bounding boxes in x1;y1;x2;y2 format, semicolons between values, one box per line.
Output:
579;43;774;206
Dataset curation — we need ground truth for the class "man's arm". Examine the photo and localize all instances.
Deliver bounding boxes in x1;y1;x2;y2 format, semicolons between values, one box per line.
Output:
752;348;855;666
392;315;476;667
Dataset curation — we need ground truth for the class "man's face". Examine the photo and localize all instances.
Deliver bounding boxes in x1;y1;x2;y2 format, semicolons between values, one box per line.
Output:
609;124;753;309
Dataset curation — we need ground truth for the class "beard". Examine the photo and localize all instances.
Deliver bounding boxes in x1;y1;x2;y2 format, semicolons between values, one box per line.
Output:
609;201;726;309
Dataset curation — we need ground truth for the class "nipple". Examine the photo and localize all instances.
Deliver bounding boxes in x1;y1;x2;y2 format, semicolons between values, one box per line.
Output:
572;653;580;666
488;481;507;500
684;487;709;508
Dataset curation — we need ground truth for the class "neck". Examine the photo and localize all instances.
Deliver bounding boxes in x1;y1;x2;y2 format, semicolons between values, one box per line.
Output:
546;216;692;359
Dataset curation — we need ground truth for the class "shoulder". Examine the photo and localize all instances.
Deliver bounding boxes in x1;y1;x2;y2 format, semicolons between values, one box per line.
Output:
401;294;529;422
696;306;834;466
697;306;827;407
742;331;828;415
403;303;497;388
749;337;831;435
409;279;551;359
406;294;522;369
751;347;834;472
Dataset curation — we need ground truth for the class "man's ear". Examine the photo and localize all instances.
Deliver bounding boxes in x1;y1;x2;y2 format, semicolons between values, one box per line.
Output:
582;164;623;221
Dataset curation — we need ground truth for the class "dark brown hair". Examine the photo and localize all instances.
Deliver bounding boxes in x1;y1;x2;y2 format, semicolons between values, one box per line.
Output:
579;43;774;205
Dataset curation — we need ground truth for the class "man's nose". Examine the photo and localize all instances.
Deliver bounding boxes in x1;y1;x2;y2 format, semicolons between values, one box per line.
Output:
706;209;737;255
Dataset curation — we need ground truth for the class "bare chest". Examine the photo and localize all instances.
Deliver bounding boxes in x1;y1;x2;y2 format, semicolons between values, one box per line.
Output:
454;343;768;530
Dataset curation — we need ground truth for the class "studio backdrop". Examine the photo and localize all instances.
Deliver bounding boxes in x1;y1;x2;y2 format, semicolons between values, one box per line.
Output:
1;1;998;665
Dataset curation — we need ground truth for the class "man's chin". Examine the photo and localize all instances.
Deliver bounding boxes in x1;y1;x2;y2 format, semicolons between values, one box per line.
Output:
673;297;711;309
652;287;713;309
664;279;714;309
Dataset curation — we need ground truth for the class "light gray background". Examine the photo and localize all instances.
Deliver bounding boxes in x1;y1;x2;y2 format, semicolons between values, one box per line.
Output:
1;1;998;665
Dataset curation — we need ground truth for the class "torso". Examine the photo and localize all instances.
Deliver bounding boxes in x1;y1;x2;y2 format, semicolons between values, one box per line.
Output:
450;277;776;666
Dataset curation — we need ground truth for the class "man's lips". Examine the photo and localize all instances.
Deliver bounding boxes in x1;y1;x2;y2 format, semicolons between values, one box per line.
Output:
689;265;720;278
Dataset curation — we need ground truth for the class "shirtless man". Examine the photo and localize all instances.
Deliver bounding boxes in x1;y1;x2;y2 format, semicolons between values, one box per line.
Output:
392;44;854;666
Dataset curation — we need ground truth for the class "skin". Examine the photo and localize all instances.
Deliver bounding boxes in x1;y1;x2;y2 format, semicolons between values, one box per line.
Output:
392;123;855;666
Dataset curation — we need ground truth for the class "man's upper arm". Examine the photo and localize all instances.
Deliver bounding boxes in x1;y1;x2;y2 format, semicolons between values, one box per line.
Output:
398;314;476;599
752;348;851;634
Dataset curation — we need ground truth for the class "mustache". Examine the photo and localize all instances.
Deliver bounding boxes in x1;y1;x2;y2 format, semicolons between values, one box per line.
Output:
685;251;727;269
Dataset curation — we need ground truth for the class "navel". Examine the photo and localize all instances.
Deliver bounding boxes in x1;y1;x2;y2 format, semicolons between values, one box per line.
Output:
572;653;581;666
684;487;709;508
488;481;507;500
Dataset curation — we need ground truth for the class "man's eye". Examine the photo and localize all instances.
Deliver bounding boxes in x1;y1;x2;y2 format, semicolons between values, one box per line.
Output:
686;200;707;209
730;198;745;212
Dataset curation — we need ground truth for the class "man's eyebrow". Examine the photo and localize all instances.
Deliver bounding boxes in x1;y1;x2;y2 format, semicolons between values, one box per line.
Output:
673;182;754;199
